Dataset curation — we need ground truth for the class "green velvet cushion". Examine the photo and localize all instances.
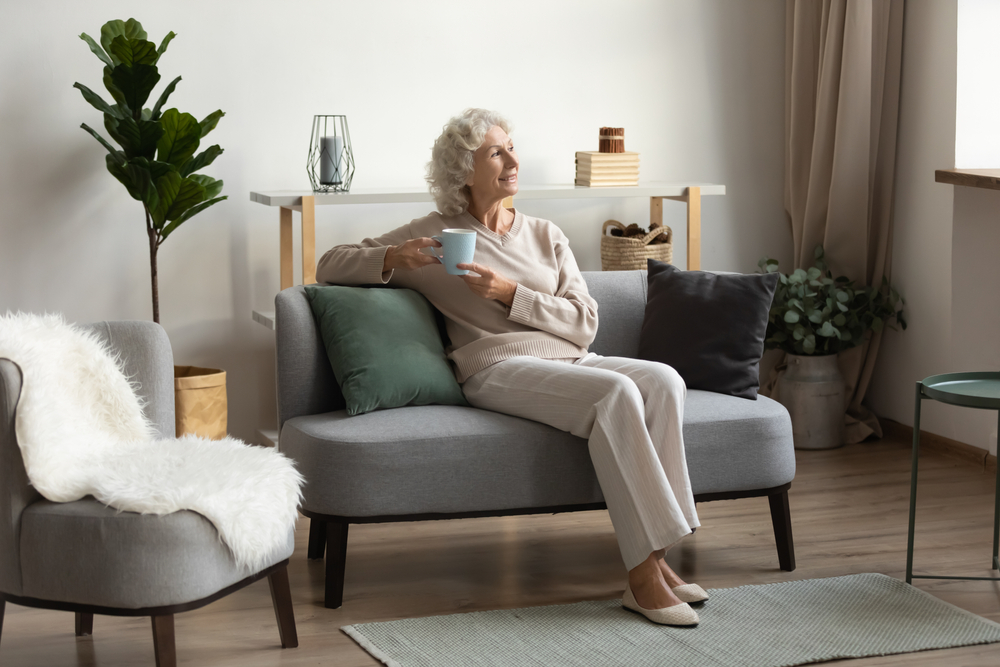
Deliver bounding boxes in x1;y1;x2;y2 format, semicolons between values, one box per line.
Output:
304;286;467;415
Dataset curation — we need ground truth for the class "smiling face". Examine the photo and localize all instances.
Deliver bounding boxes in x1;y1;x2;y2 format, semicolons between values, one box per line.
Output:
466;125;519;209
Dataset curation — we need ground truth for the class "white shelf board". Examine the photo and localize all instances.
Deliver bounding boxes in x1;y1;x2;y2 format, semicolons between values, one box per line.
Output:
258;429;278;448
250;182;725;208
253;310;275;330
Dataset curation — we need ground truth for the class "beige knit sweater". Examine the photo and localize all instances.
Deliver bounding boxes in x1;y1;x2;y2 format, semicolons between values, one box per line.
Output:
315;209;599;382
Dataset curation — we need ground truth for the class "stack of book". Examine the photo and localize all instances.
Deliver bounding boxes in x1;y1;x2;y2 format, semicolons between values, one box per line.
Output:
575;151;640;187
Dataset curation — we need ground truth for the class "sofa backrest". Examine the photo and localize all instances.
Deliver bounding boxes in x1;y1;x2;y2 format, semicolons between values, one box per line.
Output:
275;269;649;431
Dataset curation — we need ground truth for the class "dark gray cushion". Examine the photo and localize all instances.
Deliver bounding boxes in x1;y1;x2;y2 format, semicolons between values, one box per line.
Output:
639;261;779;399
281;390;794;517
19;499;294;609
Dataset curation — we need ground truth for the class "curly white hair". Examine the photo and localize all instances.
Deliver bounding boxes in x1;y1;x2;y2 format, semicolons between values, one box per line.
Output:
426;108;512;216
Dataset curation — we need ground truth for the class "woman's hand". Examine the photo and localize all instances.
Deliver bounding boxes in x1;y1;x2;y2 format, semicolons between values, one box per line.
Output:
457;262;517;306
383;238;442;272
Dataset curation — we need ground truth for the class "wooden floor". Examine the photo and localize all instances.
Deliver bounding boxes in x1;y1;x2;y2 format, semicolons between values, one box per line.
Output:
4;431;1000;666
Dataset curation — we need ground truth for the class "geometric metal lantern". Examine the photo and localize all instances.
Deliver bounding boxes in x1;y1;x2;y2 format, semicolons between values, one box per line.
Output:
307;115;355;193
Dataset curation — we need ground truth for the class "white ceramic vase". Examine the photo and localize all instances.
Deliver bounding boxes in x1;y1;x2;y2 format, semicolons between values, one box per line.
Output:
776;353;846;450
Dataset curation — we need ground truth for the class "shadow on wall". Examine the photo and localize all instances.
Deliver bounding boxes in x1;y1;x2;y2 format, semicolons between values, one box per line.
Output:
691;1;790;272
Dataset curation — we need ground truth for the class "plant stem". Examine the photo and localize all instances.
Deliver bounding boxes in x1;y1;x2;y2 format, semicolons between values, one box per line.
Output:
145;206;160;324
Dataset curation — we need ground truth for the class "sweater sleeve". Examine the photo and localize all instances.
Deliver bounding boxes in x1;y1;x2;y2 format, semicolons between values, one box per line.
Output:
315;223;415;285
506;238;599;349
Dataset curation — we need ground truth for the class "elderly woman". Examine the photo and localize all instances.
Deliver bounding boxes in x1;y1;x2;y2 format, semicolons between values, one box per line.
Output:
316;108;705;627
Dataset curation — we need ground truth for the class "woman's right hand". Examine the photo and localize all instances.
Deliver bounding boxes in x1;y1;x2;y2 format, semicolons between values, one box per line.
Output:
383;237;442;272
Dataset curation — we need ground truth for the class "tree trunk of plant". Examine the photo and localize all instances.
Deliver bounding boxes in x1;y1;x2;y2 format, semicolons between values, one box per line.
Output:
145;207;160;324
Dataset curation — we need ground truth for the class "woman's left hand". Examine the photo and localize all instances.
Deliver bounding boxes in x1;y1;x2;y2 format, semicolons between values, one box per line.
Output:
457;262;517;306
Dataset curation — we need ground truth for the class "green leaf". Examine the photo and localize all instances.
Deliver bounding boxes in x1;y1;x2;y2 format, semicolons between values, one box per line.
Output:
198;110;225;138
161;195;226;240
110;62;161;114
784;310;800;324
105;115;163;159
807;309;823;324
807;267;821;280
102;66;128;111
100;19;147;61
156;108;201;167
188;173;224;199
151;170;181;228
833;313;846;326
165;177;207;221
180;144;223;177
74;82;122;118
814;245;824;260
80;32;113;67
836;290;850;303
80;123;126;165
105;154;140;198
108;35;158;67
803;336;816;354
817;321;839;337
156;31;176;60
150;75;181;120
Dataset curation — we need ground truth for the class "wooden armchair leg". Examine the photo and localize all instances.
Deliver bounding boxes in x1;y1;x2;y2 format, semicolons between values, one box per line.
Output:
308;518;327;560
267;565;299;648
75;612;94;636
768;489;796;571
325;521;349;609
150;614;176;667
1;597;6;645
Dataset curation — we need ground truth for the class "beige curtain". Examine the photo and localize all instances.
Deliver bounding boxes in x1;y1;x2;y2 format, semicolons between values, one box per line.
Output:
775;0;904;442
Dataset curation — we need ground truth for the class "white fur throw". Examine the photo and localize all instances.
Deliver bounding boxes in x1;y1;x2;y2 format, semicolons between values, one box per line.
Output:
0;313;303;572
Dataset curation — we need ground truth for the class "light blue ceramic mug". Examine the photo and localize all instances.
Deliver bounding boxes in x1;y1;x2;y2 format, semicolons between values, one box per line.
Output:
430;229;477;275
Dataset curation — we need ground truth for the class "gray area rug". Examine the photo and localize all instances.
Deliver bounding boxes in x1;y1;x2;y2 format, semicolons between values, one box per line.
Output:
342;573;1000;667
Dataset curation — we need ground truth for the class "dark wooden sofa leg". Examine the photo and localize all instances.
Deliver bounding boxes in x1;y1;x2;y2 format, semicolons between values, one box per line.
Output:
768;489;796;571
1;597;5;645
308;518;327;560
75;612;94;636
151;614;176;667
325;521;349;609
267;565;299;648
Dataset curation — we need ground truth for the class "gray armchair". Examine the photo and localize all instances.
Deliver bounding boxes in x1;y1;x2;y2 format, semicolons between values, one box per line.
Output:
0;320;297;666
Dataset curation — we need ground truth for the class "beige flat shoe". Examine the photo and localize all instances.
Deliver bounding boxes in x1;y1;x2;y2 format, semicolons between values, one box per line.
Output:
622;585;699;626
672;583;709;603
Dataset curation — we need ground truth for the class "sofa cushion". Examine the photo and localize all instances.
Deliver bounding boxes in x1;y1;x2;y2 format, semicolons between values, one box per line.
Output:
305;285;467;415
639;260;779;399
281;391;794;517
19;499;294;609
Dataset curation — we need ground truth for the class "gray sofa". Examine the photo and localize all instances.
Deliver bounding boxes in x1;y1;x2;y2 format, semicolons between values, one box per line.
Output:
276;269;796;609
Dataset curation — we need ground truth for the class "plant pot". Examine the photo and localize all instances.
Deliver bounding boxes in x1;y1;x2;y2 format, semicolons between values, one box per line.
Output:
775;353;845;450
174;366;227;440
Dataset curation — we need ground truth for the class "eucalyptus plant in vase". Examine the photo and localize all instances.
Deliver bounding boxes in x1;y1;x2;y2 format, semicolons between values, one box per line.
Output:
74;18;226;324
758;246;906;450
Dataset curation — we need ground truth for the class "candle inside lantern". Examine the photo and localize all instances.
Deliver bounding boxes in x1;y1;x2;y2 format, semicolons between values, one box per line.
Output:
320;135;344;185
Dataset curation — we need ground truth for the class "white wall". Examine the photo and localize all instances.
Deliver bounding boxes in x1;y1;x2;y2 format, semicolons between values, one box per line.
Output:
955;0;1000;168
869;0;1000;454
0;0;788;443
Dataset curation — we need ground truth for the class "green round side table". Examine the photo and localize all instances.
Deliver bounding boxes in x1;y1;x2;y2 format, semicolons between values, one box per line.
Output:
906;372;1000;584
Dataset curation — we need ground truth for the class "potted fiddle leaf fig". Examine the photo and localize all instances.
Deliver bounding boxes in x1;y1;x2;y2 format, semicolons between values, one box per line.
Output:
74;18;226;324
757;246;906;450
75;19;228;440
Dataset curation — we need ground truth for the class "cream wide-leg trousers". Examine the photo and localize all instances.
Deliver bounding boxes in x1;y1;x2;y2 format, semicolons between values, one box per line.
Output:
461;353;700;571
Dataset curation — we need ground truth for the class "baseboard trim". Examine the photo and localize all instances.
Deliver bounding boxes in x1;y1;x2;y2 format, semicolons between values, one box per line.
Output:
881;418;997;474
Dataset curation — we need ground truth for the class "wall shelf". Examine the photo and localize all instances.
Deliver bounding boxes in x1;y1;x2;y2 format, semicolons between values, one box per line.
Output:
935;168;1000;191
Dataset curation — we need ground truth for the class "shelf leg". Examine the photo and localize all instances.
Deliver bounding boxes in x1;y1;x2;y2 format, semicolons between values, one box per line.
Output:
686;186;701;270
279;207;293;291
302;195;316;286
650;196;664;257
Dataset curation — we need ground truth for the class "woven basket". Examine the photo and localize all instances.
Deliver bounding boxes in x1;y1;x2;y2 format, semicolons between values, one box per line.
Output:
600;220;673;271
